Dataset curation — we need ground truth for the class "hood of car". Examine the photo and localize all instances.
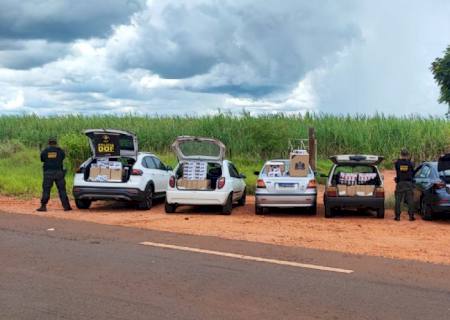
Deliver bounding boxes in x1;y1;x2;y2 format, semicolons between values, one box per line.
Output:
172;136;226;161
84;129;138;159
438;153;450;172
330;155;384;166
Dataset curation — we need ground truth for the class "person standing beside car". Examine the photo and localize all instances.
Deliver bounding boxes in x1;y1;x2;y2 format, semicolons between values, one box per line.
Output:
37;137;72;212
394;148;415;221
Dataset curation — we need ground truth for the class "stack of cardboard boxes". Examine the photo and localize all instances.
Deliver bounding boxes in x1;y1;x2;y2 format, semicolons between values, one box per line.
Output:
265;162;286;177
89;160;123;182
289;150;309;177
177;161;211;190
337;172;376;197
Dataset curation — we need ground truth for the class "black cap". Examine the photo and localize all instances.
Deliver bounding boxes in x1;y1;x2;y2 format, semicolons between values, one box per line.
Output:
48;137;57;144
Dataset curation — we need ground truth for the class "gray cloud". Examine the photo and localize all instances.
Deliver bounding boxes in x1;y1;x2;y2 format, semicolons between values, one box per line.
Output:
0;0;145;42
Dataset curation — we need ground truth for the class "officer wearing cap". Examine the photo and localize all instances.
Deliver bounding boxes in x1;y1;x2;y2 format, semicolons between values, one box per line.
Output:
394;148;415;221
37;137;72;212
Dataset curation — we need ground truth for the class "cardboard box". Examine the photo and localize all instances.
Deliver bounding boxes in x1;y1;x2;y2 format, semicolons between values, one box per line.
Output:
337;184;347;196
89;166;100;180
347;185;357;196
177;179;210;189
99;167;111;180
356;185;366;197
110;168;122;181
289;151;309;177
364;185;375;196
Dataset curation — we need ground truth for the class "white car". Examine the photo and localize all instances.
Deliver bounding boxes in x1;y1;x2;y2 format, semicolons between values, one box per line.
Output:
72;129;172;210
165;136;246;215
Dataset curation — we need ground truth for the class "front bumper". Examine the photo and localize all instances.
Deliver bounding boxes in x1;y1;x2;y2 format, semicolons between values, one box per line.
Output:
326;196;384;209
166;189;229;206
255;193;317;207
73;186;145;202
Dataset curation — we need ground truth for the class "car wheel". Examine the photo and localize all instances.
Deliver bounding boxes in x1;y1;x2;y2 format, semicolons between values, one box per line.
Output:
421;197;433;221
75;199;91;209
237;188;246;206
138;185;153;210
165;200;177;214
221;193;233;215
255;205;266;215
324;204;334;218
309;204;317;215
376;206;385;219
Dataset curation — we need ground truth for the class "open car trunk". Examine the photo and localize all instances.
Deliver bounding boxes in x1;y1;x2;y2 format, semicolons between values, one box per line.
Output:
331;165;382;197
172;136;225;191
174;161;222;191
83;129;138;183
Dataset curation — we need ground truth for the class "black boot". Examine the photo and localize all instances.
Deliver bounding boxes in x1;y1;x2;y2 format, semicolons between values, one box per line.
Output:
394;216;400;221
409;215;415;221
36;205;47;212
64;207;72;212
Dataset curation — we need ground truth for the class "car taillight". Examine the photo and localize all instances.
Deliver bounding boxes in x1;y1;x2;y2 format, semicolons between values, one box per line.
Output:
307;179;317;189
326;187;337;197
375;187;384;197
131;169;143;176
256;179;266;188
217;177;226;189
433;181;446;190
169;176;176;188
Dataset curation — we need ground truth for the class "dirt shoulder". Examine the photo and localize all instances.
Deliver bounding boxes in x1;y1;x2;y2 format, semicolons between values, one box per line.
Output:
1;170;450;265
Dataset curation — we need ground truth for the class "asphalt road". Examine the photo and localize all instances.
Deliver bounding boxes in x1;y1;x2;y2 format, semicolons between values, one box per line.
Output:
1;212;450;320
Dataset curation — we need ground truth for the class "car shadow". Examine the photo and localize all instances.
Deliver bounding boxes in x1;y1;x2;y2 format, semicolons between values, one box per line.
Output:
255;206;317;217
328;208;379;219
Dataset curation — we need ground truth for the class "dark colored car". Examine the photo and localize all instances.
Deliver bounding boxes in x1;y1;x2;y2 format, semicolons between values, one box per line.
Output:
323;155;385;218
413;154;450;220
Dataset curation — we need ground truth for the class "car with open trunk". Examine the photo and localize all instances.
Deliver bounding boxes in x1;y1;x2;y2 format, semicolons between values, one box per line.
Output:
323;155;385;218
72;129;172;210
165;136;246;215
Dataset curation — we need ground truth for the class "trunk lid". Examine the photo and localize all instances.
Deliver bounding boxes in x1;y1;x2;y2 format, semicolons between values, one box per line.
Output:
172;136;226;161
84;129;138;159
330;155;384;166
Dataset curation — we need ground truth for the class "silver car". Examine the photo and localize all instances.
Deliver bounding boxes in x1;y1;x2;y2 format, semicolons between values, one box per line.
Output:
254;159;317;214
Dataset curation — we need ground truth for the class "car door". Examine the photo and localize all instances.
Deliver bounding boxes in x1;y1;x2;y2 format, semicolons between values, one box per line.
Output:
141;156;162;193
413;164;432;204
228;162;245;201
150;156;171;192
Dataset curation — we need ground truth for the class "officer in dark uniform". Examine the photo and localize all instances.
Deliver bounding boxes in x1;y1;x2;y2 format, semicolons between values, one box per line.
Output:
37;137;72;212
394;148;415;221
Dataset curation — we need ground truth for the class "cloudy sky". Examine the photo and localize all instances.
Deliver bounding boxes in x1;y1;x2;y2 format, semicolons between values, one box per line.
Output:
0;0;449;116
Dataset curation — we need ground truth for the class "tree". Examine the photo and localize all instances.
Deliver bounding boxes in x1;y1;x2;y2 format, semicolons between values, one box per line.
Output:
431;45;450;118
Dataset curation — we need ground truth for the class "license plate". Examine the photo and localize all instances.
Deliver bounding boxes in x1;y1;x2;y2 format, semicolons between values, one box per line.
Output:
278;183;295;188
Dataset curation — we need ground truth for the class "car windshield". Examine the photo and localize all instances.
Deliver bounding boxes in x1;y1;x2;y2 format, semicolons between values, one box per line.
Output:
178;140;221;158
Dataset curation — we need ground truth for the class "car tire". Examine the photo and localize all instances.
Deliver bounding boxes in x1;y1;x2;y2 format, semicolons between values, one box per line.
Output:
324;204;334;218
255;205;265;215
75;199;91;209
137;185;153;210
165;200;177;214
221;193;233;215
376;206;385;219
237;189;246;206
421;197;433;221
309;204;317;215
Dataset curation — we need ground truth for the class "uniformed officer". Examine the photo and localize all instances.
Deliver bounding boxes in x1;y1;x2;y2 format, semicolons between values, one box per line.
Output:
394;148;415;221
37;137;72;212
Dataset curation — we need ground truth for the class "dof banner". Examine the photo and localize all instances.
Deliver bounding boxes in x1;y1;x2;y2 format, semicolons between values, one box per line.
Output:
93;133;120;157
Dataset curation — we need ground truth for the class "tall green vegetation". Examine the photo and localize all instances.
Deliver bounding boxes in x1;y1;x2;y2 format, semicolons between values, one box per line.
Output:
0;114;448;166
431;45;450;116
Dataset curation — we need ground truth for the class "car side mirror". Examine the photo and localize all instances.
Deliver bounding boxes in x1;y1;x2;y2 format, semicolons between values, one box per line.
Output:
166;166;173;171
319;173;328;178
239;173;247;179
254;171;260;176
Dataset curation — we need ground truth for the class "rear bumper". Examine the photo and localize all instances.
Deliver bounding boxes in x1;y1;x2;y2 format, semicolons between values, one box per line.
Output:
326;196;384;209
255;193;317;207
73;186;145;202
166;189;229;206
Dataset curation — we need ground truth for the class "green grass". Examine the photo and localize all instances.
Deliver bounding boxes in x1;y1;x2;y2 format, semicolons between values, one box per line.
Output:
0;113;448;197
